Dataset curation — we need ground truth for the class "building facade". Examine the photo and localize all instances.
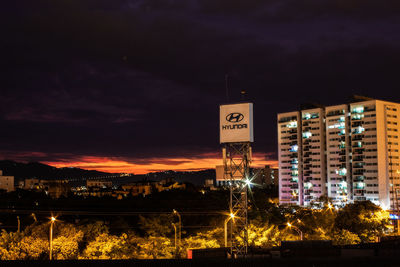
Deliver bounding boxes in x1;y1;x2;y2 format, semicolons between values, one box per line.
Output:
0;170;14;192
278;99;400;209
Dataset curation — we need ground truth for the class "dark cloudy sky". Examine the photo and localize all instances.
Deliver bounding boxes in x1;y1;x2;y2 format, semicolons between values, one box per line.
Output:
1;0;400;173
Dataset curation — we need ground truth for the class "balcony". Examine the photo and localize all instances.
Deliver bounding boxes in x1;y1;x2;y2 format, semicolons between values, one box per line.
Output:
304;189;313;195
352;127;365;135
290;184;299;189
353;156;364;161
351;106;364;114
352;114;364;120
354;196;367;201
352;142;363;148
304;178;312;183
352;121;363;128
353;148;364;155
352;135;364;141
354;182;366;190
354;176;365;182
353;162;365;169
364;106;376;112
353;169;365;175
327;110;345;117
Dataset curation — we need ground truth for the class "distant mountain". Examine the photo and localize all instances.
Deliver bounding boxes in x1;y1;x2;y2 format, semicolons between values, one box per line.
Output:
0;160;216;186
0;160;114;182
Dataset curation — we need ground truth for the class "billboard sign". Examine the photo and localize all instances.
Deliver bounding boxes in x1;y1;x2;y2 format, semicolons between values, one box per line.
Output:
220;103;254;143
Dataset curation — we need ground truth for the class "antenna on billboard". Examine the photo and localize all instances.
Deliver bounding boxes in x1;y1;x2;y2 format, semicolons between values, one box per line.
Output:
225;74;229;102
241;90;246;101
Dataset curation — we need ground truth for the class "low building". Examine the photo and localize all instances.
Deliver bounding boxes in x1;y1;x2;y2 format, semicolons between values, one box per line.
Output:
0;170;14;192
252;165;279;187
40;180;71;198
155;178;186;192
121;182;152;197
215;165;243;186
24;178;40;190
86;180;113;189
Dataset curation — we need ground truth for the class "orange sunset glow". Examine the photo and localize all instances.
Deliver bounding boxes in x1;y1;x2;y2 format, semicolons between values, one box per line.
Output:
43;154;277;174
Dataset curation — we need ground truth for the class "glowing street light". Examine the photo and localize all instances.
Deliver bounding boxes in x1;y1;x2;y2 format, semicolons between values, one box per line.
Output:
224;213;235;247
287;222;303;241
172;209;181;247
17;216;20;233
49;216;56;260
172;223;177;254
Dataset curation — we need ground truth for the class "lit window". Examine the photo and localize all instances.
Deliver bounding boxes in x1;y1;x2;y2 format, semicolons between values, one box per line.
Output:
303;132;312;139
303;113;311;120
287;121;297;128
289;145;298;152
338;168;347;176
352;106;364;114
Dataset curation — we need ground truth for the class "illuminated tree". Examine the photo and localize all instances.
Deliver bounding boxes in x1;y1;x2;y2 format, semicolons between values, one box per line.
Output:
52;223;84;260
332;229;361;245
20;235;48;259
80;233;129;259
138;215;173;237
79;221;109;243
0;230;25;260
136;236;174;259
179;228;221;258
335;201;390;242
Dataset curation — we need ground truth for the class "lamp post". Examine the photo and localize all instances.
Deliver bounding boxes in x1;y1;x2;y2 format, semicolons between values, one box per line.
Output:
224;213;235;247
31;213;37;223
172;209;181;246
172;223;177;253
287;222;303;241
49;217;56;260
17;216;20;233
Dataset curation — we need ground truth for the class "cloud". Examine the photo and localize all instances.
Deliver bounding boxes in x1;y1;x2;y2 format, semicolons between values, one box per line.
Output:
1;0;400;167
0;150;276;174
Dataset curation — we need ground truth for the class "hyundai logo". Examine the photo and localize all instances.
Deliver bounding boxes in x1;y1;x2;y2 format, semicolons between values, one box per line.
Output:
226;113;244;123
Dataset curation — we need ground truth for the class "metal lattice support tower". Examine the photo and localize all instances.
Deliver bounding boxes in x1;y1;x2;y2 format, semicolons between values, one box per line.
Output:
223;142;251;257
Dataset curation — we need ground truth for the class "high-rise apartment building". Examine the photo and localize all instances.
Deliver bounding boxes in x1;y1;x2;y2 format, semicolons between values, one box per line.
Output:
278;99;400;209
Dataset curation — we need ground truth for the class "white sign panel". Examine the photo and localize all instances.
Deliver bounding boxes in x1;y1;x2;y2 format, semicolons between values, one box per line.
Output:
220;103;254;143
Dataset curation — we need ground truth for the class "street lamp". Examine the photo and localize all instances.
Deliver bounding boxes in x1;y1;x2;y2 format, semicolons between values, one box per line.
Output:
172;223;177;253
287;222;303;241
49;216;56;260
224;213;235;247
172;209;181;246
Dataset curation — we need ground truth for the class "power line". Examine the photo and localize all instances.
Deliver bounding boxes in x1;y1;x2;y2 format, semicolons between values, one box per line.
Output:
0;209;226;216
